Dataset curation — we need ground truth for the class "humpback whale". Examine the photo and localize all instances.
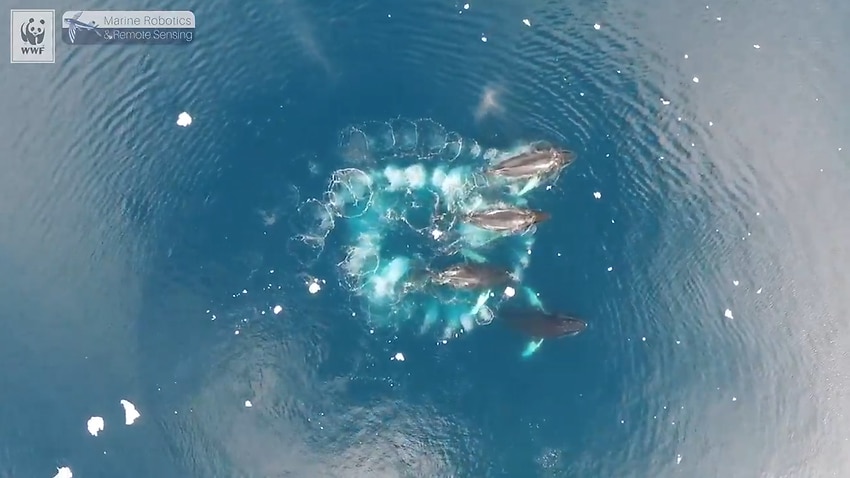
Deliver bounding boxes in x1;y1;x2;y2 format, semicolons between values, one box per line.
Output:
502;309;587;339
463;207;550;235
429;263;514;290
487;144;576;180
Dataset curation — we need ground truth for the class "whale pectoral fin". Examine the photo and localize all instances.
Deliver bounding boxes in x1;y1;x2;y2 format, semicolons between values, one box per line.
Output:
518;177;540;196
521;339;545;358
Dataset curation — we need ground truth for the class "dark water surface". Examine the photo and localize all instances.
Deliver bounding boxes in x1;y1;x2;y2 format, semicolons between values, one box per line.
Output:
2;0;850;476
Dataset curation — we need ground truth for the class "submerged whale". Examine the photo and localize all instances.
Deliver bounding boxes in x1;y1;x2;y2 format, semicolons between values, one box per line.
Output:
429;263;515;290
463;206;550;235
487;144;576;180
502;309;587;339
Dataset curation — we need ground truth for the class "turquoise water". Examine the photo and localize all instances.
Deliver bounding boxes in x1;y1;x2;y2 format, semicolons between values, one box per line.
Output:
3;0;850;476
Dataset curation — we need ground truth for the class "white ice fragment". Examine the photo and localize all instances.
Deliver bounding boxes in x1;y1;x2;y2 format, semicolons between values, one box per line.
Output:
641;336;646;341
522;18;531;26
244;400;253;408
393;352;405;361
54;467;73;478
753;44;760;49
273;305;283;314
431;229;443;239
607;266;613;271
463;3;469;9
677;454;682;464
756;288;762;294
732;396;737;401
692;76;700;83
660;98;671;105
593;23;601;30
481;35;487;42
504;286;516;297
684;54;689;59
308;282;321;294
732;280;739;286
87;416;104;437
724;309;734;319
593;191;602;199
120;399;141;425
176;112;192;127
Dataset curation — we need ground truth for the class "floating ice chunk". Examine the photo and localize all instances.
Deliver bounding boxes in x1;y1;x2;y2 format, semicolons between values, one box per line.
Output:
54;467;72;478
308;282;321;294
244;400;253;408
176;112;192;127
756;288;762;294
504;286;515;298
593;191;602;199
273;305;283;314
676;454;682;464
607;266;613;272
732;280;739;286
431;229;443;239
522;18;531;26
753;44;761;49
463;3;469;9
87;416;104;437
724;309;734;319
120;399;141;425
593;23;601;30
393;352;405;361
692;77;700;83
732;396;737;401
481;35;487;42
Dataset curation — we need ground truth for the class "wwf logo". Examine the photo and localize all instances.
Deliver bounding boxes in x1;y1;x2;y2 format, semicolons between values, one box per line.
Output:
20;18;46;46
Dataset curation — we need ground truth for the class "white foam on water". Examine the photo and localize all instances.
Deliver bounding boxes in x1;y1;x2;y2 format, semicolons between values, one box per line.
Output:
176;112;192;127
120;399;141;425
86;416;104;436
404;164;427;189
53;467;72;478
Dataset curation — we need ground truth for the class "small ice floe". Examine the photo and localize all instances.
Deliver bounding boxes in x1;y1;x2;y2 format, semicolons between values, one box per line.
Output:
732;280;739;286
54;467;73;478
753;44;761;49
676;454;682;464
431;229;443;239
607;266;613;272
593;191;602;199
503;286;516;298
756;288;763;294
308;281;321;294
176;112;192;127
120;399;141;425
692;76;700;83
273;305;283;315
481;35;487;42
724;309;734;320
660;98;671;105
522;18;531;27
392;352;405;361
87;416;105;437
732;396;737;401
244;400;253;408
593;23;601;30
463;3;469;9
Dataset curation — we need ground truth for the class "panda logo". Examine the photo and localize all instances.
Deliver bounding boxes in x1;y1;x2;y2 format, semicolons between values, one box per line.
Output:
20;18;46;46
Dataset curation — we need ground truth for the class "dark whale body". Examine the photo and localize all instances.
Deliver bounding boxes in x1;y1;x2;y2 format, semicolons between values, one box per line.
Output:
487;144;576;180
463;207;550;235
502;309;587;339
429;263;514;290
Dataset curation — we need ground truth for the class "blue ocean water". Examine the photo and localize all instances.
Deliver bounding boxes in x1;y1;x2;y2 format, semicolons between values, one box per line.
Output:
3;0;850;476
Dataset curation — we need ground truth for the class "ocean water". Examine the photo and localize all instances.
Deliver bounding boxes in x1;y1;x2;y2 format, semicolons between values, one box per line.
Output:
3;0;850;477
